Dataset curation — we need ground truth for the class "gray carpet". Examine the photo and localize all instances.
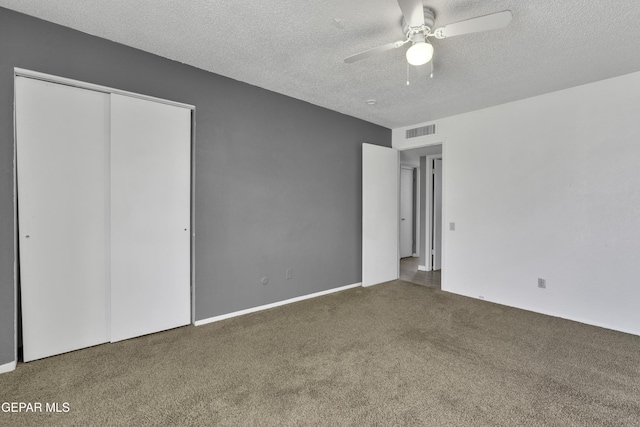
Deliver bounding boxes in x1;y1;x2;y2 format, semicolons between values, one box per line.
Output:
2;280;640;426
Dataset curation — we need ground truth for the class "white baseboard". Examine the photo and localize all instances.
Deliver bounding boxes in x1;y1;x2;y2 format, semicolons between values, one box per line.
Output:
194;282;362;326
418;265;427;271
362;279;394;288
448;289;640;337
0;360;16;374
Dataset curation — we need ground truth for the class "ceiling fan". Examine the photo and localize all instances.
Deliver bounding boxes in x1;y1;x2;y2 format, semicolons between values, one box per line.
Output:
344;0;512;80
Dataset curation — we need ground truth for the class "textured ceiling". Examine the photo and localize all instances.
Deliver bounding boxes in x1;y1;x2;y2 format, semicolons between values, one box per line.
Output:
2;0;640;128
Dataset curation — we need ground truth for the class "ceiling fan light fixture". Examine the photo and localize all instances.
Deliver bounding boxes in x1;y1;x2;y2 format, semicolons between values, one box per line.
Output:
406;41;433;66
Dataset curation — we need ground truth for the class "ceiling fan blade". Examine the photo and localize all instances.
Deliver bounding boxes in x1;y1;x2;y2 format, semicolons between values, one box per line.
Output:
397;0;425;28
344;40;406;63
434;10;512;39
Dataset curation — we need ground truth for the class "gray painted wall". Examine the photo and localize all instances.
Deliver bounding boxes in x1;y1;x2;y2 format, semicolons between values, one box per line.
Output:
0;8;390;365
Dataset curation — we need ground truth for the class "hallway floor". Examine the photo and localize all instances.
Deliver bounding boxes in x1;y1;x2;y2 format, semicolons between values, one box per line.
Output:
400;256;441;290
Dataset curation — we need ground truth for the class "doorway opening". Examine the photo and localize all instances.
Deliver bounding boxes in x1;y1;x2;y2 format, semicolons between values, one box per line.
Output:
399;145;442;289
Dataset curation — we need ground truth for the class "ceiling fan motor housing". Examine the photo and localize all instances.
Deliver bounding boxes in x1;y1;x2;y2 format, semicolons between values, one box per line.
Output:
402;7;435;38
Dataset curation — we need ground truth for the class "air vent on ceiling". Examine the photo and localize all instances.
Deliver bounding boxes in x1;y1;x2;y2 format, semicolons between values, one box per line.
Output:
405;123;436;139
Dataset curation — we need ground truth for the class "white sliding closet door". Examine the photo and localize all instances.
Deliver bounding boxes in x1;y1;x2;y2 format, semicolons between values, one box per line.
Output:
16;77;110;362
110;94;191;342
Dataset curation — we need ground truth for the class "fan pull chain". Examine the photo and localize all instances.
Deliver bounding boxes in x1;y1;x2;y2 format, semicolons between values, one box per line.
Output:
406;62;410;85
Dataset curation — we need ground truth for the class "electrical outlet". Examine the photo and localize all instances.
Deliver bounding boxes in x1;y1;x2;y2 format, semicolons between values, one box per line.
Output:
286;269;293;280
449;222;456;231
538;278;546;289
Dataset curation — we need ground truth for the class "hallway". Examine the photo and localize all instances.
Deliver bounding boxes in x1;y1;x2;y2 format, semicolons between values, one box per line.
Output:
399;257;441;290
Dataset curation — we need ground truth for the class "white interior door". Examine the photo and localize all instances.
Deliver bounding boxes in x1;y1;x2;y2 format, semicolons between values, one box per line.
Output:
16;77;110;362
362;143;399;287
110;94;191;342
433;159;443;270
400;167;414;258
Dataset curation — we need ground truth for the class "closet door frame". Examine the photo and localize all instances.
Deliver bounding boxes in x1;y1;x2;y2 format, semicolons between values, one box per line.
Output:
13;68;197;361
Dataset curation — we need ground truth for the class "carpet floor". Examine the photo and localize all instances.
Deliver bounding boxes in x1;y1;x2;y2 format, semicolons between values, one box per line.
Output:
1;280;640;426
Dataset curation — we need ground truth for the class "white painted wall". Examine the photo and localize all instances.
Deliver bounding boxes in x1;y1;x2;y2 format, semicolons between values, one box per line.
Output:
393;71;640;336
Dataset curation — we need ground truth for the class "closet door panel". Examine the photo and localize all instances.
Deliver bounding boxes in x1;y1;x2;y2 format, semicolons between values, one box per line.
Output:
110;94;191;342
16;77;110;362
